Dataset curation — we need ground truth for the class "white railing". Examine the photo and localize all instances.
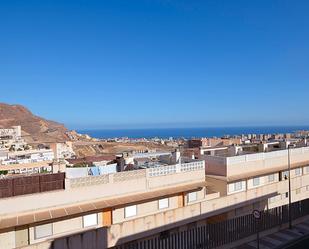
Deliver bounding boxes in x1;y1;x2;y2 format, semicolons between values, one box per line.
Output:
113;169;146;182
180;161;205;172
147;161;205;177
69;161;205;188
70;174;109;188
224;146;309;166
147;165;177;177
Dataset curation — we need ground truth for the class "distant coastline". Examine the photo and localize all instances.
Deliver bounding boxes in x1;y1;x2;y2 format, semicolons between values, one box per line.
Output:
77;126;309;139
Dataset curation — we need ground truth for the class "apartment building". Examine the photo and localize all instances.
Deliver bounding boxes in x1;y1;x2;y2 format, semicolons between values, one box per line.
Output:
1;145;309;249
49;142;75;160
0;159;210;249
0;126;58;176
0;126;22;142
0;149;56;175
203;146;309;219
0;149;54;165
0;126;27;151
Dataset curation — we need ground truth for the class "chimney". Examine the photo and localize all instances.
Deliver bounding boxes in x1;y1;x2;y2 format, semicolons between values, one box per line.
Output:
172;149;181;164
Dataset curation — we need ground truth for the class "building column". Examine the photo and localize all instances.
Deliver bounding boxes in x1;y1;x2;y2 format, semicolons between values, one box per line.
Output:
178;193;185;207
102;208;113;227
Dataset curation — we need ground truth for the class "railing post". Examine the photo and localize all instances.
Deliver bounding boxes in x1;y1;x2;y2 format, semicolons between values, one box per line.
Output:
176;164;181;173
65;178;71;189
108;173;114;184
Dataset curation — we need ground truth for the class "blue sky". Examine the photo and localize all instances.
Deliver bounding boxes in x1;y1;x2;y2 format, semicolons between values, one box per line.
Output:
0;0;309;129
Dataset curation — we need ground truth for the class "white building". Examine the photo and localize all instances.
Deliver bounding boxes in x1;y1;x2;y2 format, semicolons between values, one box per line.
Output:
0;149;55;165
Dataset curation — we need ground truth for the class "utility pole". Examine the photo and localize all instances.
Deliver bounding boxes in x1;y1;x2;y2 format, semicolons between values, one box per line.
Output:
287;144;293;229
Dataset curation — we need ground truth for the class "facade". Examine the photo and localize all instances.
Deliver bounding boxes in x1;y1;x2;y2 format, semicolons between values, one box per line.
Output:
0;145;309;249
187;139;203;148
0;126;21;141
203;146;309;218
0;159;208;249
0;149;54;165
201;137;242;147
0;126;27;151
49;142;75;160
0;126;59;175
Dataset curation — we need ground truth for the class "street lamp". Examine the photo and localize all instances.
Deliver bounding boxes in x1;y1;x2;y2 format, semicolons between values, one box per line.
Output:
287;143;295;229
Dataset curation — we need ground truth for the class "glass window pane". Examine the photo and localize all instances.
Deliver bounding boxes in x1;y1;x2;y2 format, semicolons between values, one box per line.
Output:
268;174;275;182
234;181;242;191
253;177;260;186
295;168;301;175
188;192;197;203
34;224;53;239
158;198;169;209
125;205;137;218
83;214;98;228
282;171;289;179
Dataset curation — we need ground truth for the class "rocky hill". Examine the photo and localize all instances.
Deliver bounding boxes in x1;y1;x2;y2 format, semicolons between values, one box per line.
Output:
0;103;175;156
0;103;69;143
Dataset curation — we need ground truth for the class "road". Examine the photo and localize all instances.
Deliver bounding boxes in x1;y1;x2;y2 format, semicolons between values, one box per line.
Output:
285;236;309;248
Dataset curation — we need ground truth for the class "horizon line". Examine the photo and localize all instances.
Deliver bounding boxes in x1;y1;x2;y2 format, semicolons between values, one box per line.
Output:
74;124;309;131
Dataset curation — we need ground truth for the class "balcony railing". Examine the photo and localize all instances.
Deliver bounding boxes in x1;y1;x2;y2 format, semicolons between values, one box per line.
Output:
69;160;205;188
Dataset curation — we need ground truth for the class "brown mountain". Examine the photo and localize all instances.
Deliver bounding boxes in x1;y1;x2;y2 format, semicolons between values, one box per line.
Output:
0;103;69;143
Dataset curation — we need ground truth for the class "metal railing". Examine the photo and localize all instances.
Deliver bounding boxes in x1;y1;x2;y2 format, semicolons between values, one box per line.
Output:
111;198;309;249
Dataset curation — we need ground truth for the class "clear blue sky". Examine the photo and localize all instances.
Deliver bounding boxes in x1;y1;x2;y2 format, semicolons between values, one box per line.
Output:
1;0;309;129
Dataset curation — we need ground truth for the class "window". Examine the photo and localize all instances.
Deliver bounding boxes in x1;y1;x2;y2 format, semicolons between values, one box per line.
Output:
125;205;137;218
253;177;260;186
281;171;289;180
234;181;242;191
34;223;53;239
306;185;309;191
83;214;98;228
268;174;275;183
305;166;309;174
281;192;289;199
269;196;276;204
295;168;302;176
158;198;169;209
188;192;197;203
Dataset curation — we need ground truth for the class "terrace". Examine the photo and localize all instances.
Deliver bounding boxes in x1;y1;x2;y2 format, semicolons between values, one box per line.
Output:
0;160;206;230
203;146;309;181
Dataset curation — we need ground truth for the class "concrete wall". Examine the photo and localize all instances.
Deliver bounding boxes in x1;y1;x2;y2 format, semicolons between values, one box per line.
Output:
203;155;227;176
0;230;16;249
203;147;309;180
112;196;179;224
227;147;309;178
13;173;309;249
0;165;205;216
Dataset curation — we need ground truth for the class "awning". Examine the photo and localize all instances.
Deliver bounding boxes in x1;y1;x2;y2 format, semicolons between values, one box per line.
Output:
0;181;206;230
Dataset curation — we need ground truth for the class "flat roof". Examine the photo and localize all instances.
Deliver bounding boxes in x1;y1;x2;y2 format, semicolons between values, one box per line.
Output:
0;161;53;170
227;161;309;182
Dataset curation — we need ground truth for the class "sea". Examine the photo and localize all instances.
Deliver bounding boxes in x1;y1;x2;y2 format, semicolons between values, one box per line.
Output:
77;126;309;139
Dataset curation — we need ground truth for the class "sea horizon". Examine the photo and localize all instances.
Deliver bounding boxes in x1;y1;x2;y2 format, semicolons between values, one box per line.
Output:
77;125;309;139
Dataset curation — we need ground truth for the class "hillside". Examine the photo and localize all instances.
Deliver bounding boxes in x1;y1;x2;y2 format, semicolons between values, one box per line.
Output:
0;103;175;156
0;103;69;143
72;141;174;158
